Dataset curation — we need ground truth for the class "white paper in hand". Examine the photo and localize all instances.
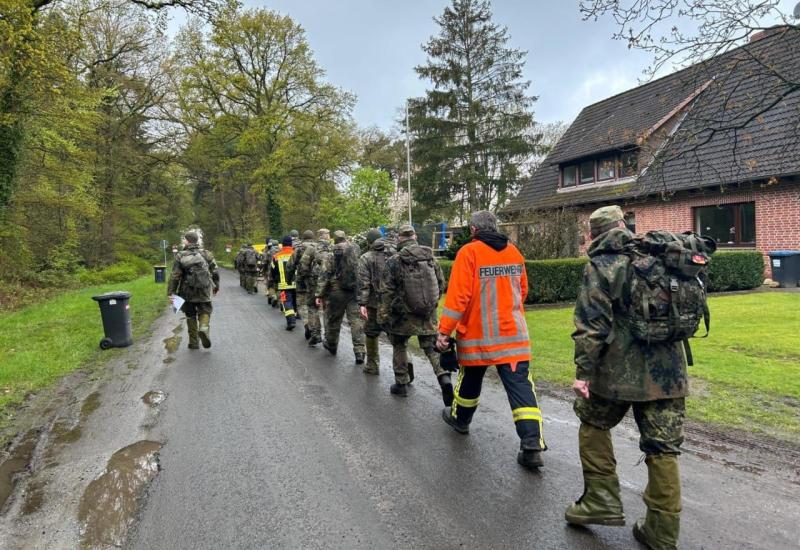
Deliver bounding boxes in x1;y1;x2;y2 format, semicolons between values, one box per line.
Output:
171;295;185;313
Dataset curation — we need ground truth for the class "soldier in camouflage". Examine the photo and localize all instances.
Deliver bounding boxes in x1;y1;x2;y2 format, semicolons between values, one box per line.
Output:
167;231;220;349
289;230;315;339
565;205;686;550
380;225;452;403
299;228;331;346
357;229;395;374
234;245;247;288
316;230;366;364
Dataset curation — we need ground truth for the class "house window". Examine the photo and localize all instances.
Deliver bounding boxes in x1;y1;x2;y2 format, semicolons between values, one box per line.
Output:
694;202;755;246
562;165;577;187
580;161;595;184
597;157;616;181
620;151;638;178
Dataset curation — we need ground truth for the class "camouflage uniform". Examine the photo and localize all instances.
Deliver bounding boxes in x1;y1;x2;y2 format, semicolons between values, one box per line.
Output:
167;240;219;349
234;246;246;287
299;229;331;345
316;231;365;361
566;205;687;549
289;230;315;334
240;244;259;294
263;240;280;304
357;230;395;374
379;235;446;387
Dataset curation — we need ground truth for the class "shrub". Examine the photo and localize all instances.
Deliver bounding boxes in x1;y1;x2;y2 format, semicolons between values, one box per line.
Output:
77;263;141;285
707;251;764;292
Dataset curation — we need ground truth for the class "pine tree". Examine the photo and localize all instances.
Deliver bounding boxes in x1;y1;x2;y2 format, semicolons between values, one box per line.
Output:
411;0;536;222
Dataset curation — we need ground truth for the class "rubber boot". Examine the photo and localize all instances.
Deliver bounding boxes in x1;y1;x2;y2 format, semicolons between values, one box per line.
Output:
363;336;380;374
441;407;469;434
186;318;200;349
632;455;681;549
437;373;454;407
198;313;211;348
565;423;625;526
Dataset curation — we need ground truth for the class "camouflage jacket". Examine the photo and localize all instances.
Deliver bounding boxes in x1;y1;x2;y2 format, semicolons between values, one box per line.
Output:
234;248;246;272
379;240;444;336
167;245;219;303
299;239;331;298
316;241;361;298
357;238;395;308
289;238;314;292
572;227;688;402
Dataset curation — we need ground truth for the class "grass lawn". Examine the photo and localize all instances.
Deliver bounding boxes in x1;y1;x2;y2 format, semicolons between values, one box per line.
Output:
0;276;167;425
527;292;800;442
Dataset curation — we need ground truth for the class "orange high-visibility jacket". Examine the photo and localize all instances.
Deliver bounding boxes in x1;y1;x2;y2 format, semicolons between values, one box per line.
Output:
438;239;530;369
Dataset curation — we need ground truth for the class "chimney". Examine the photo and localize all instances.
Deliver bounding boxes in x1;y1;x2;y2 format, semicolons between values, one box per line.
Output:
749;25;791;43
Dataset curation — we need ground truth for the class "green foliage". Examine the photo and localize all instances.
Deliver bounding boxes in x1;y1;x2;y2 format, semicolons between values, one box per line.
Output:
524;258;588;303
441;227;471;260
707;251;764;292
411;0;536;221
320;167;394;233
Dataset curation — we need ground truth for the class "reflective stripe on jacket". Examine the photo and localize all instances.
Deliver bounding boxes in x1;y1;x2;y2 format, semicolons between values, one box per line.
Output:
273;247;296;290
438;240;530;369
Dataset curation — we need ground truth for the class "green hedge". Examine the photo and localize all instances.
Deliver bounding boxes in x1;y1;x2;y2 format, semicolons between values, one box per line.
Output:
439;250;764;304
439;258;588;304
76;255;153;286
706;251;764;292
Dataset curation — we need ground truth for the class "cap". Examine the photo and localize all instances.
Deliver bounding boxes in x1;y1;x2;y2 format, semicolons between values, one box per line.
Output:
302;230;314;240
289;229;299;238
317;228;330;239
184;231;199;243
282;236;293;246
333;230;346;243
589;205;624;233
366;228;382;245
397;224;416;237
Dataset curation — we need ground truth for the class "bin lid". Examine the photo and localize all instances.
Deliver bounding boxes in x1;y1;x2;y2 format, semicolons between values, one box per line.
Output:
92;291;131;301
768;250;800;257
153;265;166;268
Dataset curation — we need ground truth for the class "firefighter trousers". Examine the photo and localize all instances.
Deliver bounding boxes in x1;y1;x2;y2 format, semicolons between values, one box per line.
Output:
450;361;546;451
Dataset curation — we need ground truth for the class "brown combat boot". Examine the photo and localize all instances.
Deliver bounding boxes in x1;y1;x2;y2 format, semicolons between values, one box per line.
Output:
186;318;200;349
632;454;681;549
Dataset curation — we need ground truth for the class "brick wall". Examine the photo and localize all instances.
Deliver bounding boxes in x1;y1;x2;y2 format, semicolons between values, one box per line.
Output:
575;182;800;277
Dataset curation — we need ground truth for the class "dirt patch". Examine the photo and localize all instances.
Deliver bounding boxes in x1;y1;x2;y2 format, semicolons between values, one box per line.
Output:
162;335;181;354
21;479;45;515
51;420;82;447
0;430;39;511
77;440;162;549
80;392;101;420
141;391;166;407
162;356;175;365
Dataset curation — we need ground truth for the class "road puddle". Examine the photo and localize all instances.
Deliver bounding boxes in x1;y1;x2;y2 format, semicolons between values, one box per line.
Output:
0;430;39;510
141;391;167;407
163;335;181;354
81;392;101;420
52;420;82;446
21;479;45;515
162;355;175;365
78;440;162;549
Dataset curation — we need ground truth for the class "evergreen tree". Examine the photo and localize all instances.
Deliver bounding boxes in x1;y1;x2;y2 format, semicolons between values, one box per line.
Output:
411;0;536;222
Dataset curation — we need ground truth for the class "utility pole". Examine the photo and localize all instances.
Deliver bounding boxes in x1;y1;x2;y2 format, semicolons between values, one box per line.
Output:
405;100;412;225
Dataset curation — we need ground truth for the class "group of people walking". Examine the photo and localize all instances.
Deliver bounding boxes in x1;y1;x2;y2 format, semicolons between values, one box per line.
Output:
167;205;715;550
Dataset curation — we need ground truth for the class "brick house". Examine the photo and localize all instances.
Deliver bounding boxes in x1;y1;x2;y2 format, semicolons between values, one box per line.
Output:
502;27;800;277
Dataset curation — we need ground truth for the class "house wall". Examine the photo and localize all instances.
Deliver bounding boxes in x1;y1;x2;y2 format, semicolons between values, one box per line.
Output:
576;182;800;278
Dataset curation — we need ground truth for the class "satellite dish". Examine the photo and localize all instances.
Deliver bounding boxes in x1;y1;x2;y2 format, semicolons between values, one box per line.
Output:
795;1;800;19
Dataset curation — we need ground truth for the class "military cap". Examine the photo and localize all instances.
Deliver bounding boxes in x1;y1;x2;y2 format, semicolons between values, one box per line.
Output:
317;228;330;238
289;229;299;238
302;229;314;240
366;228;382;245
184;231;199;243
333;230;346;243
589;205;624;232
397;224;416;237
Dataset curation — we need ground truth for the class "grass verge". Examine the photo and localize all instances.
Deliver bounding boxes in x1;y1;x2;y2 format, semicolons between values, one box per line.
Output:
527;292;800;443
0;276;167;427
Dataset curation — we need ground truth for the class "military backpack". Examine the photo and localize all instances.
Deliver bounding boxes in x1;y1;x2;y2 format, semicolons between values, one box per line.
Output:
622;231;716;349
244;248;258;268
398;244;439;317
179;250;213;295
333;244;360;291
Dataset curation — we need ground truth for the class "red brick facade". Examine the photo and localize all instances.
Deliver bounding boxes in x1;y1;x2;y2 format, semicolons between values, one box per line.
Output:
575;181;800;277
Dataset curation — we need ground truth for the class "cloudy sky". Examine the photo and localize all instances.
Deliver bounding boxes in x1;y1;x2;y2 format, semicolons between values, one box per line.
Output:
168;0;797;131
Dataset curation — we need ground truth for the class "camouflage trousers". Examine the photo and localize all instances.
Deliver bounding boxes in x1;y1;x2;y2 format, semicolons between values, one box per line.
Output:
244;271;258;294
306;294;324;339
181;301;213;319
323;290;365;355
574;394;685;455
363;306;382;338
238;270;245;287
296;291;309;322
387;333;444;385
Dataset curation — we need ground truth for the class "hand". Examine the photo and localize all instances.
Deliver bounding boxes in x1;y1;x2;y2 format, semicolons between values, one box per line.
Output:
359;306;368;320
213;287;219;296
572;379;590;399
436;332;450;351
168;295;174;305
316;298;323;308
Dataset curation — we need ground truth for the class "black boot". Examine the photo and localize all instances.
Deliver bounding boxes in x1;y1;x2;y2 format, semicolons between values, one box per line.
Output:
407;362;414;384
304;325;311;340
438;373;454;407
355;352;365;365
323;340;337;355
441;407;469;434
517;449;544;470
308;335;321;346
390;383;409;397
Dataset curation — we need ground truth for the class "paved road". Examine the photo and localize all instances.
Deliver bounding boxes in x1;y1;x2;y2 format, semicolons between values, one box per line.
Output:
128;269;799;549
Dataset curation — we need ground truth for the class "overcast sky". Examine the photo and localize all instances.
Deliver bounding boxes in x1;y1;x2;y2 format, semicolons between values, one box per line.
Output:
167;0;798;131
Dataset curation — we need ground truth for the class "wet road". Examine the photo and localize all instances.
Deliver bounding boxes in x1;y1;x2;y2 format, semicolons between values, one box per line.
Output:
129;270;799;549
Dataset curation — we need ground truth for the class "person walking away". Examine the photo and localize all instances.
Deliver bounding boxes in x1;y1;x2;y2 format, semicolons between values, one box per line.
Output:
357;229;395;375
316;230;366;364
241;243;259;295
564;206;715;550
290;230;315;338
234;245;247;288
437;210;545;470
380;224;453;405
272;236;298;330
299;228;331;346
168;231;219;349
